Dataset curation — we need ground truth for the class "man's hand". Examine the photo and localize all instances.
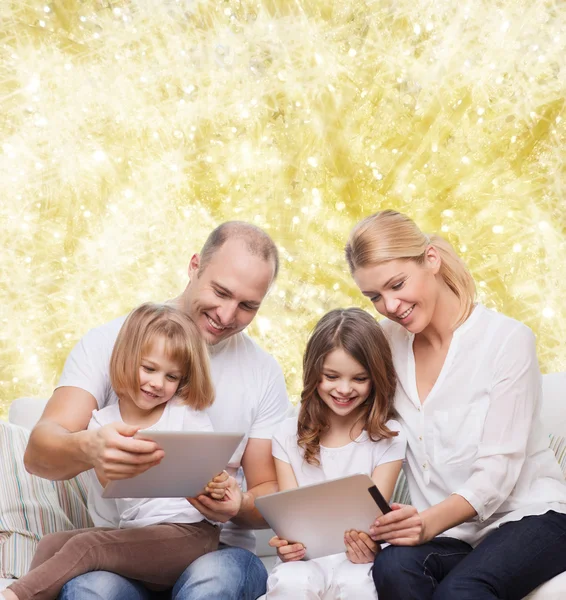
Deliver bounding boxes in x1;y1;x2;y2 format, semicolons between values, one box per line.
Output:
89;422;164;481
344;530;379;563
268;536;306;562
188;475;243;523
369;503;428;546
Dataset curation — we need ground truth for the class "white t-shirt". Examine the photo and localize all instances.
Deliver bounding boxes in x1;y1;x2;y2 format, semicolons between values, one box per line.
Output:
87;399;213;529
58;315;290;551
272;416;407;486
381;304;566;546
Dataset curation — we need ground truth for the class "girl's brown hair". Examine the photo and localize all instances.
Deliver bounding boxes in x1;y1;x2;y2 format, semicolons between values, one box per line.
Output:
110;303;214;411
298;308;397;466
345;210;476;328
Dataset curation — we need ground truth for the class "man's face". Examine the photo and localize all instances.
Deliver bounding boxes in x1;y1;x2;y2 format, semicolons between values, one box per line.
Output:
183;238;275;345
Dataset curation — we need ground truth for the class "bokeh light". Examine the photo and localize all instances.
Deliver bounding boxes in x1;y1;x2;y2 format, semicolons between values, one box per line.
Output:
1;0;566;417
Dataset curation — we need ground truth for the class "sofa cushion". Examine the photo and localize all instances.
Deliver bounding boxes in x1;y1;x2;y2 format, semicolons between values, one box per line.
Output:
0;422;92;578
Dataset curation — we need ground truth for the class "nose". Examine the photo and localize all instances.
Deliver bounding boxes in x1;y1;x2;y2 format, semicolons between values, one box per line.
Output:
149;374;164;390
336;379;352;396
216;301;238;327
384;294;401;315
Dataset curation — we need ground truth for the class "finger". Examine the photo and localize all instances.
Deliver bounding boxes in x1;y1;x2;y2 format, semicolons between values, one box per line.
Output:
371;517;421;537
280;549;306;562
345;534;364;562
268;537;287;548
103;448;164;466
348;531;374;560
112;435;161;454
373;507;416;527
279;542;305;555
357;531;378;553
379;527;422;543
212;470;229;482
103;459;162;479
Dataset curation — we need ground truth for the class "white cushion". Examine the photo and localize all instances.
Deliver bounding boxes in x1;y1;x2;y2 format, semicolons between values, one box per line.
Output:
0;578;15;591
524;571;566;599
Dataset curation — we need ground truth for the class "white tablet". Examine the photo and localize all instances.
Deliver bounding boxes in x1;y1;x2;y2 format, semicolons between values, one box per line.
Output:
255;473;391;560
102;430;245;499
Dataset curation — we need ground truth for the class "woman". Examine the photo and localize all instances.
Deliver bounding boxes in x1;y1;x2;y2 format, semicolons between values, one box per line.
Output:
344;209;566;600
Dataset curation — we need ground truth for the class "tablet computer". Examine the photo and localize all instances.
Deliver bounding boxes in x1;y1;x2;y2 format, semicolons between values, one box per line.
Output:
102;430;245;499
255;473;390;560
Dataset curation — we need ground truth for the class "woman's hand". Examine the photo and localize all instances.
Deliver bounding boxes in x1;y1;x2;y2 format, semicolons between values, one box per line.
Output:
344;530;379;563
369;503;429;546
204;470;230;500
268;536;306;562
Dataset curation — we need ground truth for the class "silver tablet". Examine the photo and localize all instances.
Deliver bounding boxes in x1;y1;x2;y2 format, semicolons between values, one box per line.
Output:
102;430;245;499
255;473;390;560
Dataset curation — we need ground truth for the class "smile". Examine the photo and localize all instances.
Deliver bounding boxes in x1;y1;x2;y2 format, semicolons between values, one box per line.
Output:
206;314;225;331
398;305;415;320
141;389;160;399
331;395;357;406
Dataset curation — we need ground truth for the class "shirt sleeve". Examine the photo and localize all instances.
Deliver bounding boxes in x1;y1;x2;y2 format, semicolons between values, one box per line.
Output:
271;420;293;464
373;421;407;468
57;322;120;408
454;325;541;522
248;359;291;439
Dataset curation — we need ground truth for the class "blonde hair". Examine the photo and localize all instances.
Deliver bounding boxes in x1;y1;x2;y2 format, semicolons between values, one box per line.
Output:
345;210;475;327
298;308;397;466
110;303;214;411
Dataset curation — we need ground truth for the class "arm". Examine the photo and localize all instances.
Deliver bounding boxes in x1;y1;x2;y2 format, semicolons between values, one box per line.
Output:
188;437;279;527
371;325;540;545
25;387;163;481
371;459;403;502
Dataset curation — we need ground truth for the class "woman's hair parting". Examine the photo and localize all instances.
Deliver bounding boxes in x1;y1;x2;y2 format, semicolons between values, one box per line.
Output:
110;303;214;411
297;307;397;466
345;210;476;327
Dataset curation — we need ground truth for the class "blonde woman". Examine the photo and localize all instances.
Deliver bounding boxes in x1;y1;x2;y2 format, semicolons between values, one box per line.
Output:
345;210;566;600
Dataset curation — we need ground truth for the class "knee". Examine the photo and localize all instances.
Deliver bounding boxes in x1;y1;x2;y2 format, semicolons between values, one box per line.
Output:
372;546;418;589
60;571;136;600
267;563;318;596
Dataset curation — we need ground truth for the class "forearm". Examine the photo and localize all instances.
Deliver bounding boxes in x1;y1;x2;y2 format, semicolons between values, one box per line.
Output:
24;422;94;480
421;494;477;540
231;479;278;529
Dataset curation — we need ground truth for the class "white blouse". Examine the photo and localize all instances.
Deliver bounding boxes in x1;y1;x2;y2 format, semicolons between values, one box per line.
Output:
382;304;566;546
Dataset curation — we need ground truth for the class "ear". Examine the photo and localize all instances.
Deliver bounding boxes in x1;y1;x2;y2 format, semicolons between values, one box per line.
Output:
188;253;200;279
424;245;441;275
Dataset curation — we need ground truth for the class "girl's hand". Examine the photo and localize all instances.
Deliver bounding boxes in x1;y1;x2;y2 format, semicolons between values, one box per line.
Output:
268;536;306;562
344;530;379;564
187;475;242;523
205;470;229;500
369;503;429;546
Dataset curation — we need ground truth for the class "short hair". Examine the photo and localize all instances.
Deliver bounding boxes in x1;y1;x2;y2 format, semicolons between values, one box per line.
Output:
198;221;279;280
297;308;398;466
110;303;214;412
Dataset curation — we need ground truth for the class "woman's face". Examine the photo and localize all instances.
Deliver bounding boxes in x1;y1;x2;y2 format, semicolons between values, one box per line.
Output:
352;251;440;334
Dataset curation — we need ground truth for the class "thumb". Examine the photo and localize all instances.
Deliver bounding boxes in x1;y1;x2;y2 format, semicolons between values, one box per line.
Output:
390;503;404;511
113;421;140;437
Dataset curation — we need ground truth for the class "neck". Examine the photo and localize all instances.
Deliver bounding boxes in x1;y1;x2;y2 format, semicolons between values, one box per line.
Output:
325;406;365;439
118;399;166;428
418;279;465;349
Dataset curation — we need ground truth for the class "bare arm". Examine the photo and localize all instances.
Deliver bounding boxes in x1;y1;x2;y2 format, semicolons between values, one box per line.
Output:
188;437;279;528
371;459;403;502
25;387;99;480
25;387;164;481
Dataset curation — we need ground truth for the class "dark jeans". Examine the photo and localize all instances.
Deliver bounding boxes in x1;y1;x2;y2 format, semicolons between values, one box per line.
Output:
373;510;566;599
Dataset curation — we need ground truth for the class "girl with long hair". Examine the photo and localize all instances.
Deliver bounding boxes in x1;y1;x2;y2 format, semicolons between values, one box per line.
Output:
266;307;407;599
346;209;566;599
3;303;234;600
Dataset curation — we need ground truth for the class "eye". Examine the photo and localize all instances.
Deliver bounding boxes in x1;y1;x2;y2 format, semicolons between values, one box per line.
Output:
392;280;405;291
354;377;369;382
370;294;381;303
166;374;179;382
324;374;338;380
240;303;257;312
142;366;154;372
214;289;228;298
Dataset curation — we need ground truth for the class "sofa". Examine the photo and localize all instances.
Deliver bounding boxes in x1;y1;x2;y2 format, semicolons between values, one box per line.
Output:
1;374;565;598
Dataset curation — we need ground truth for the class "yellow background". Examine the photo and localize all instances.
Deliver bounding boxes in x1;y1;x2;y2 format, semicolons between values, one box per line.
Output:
1;1;565;417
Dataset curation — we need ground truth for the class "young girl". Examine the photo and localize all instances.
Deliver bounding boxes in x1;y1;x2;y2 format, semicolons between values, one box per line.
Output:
346;210;566;599
266;307;407;599
3;303;232;600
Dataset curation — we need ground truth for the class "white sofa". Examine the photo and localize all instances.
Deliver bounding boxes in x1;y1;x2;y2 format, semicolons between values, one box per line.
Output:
1;374;565;598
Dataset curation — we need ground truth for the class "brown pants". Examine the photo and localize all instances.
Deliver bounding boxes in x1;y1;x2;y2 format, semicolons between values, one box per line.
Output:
7;521;219;600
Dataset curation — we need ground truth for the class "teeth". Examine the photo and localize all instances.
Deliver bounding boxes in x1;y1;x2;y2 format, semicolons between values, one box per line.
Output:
399;306;414;319
206;315;225;330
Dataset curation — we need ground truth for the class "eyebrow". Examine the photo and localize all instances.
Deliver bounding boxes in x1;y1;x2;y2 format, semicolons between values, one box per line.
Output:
361;273;406;296
141;359;181;373
211;280;261;308
323;368;368;377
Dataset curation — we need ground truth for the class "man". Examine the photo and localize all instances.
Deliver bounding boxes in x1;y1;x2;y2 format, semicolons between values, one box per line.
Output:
25;222;290;600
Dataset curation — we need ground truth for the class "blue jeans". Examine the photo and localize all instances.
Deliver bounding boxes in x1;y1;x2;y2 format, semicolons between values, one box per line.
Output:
373;510;566;600
59;544;267;600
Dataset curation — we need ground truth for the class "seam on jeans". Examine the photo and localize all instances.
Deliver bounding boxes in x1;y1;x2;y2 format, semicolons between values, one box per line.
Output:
422;551;470;590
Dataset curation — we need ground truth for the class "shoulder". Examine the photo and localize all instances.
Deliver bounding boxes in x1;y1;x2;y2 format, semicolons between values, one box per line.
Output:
79;315;127;349
89;404;121;429
472;305;535;349
273;415;299;441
